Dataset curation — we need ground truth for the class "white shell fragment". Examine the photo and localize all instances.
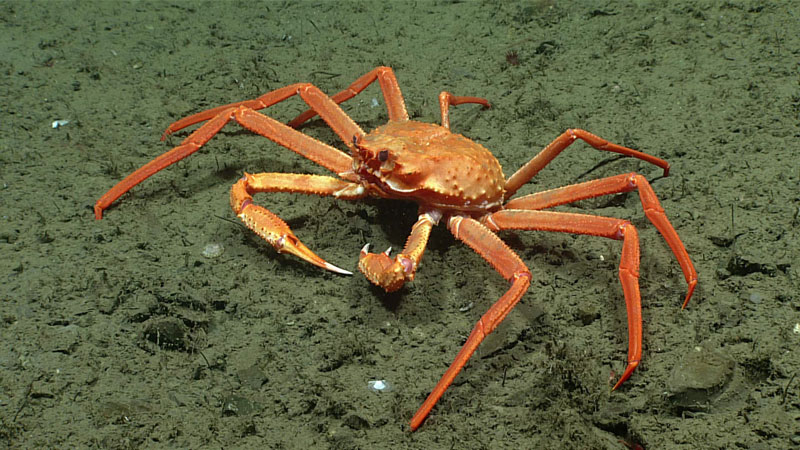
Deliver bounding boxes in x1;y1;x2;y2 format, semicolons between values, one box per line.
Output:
367;379;392;393
201;243;225;259
51;119;70;129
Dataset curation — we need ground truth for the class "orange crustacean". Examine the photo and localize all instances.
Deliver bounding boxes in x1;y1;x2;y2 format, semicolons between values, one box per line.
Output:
95;67;697;430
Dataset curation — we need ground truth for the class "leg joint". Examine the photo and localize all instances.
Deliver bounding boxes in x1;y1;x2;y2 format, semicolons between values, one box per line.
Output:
295;83;315;95
513;270;532;283
617;220;634;239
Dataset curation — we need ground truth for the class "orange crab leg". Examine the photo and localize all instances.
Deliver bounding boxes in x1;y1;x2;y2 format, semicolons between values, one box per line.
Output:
410;216;532;431
438;92;491;130
482;210;641;391
288;66;409;128
506;172;697;308
358;210;440;292
504;129;671;200
160;83;305;139
95;83;365;219
230;172;368;274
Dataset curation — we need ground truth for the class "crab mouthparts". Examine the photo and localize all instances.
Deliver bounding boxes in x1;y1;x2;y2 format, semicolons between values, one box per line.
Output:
356;163;416;194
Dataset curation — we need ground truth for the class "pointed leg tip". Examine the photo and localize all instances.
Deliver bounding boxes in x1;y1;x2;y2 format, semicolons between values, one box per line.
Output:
612;361;639;391
681;279;697;309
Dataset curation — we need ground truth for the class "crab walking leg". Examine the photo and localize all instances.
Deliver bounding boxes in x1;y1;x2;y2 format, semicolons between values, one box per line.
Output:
358;210;440;292
230;172;368;274
288;66;409;128
506;173;697;308
292;84;366;151
504;129;671;200
410;216;532;431
438;92;491;130
482;210;642;391
162;82;369;155
95;87;360;219
161;82;367;143
161;84;307;139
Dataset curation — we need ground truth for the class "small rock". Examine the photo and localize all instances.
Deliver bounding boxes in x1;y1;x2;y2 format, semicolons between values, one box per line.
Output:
238;364;268;390
42;325;80;354
143;318;189;350
708;235;734;248
667;347;735;411
221;395;258;416
201;243;224;259
576;305;600;326
30;380;55;399
343;414;370;430
726;253;776;277
748;291;765;304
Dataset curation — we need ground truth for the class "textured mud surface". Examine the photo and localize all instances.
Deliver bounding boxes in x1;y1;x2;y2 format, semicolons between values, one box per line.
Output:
1;1;799;448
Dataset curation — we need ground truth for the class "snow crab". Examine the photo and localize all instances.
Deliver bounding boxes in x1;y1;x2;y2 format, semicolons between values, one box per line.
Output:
94;67;697;430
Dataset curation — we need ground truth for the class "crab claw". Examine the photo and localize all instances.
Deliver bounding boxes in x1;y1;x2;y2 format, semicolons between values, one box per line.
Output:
278;233;352;275
358;243;413;292
232;184;352;275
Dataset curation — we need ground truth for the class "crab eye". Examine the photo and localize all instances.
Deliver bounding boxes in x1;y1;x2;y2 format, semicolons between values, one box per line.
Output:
378;150;389;162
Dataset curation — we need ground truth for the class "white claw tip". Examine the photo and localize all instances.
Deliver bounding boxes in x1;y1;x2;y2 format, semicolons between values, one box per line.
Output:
324;261;353;275
383;246;392;256
360;243;371;255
